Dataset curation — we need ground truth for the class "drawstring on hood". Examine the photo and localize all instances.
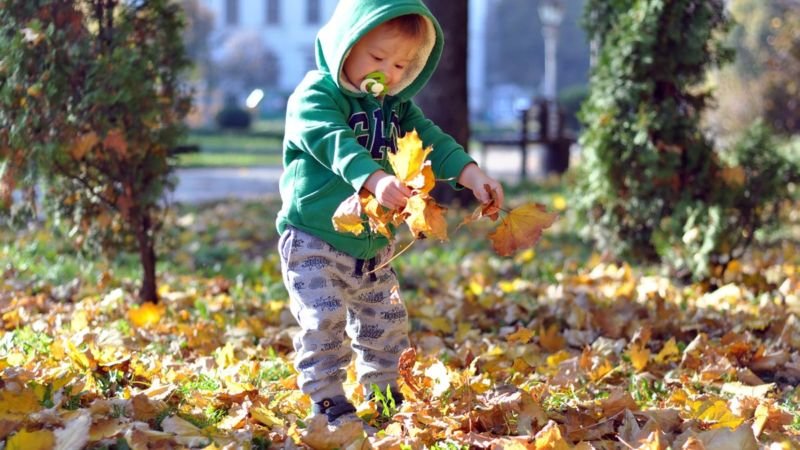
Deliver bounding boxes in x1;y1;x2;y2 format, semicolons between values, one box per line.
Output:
314;0;443;100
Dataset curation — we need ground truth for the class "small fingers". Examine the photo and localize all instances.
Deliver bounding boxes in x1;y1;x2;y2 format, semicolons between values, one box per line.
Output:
493;183;505;209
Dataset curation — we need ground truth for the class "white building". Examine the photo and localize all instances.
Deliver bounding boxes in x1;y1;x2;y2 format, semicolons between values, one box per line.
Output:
199;0;488;117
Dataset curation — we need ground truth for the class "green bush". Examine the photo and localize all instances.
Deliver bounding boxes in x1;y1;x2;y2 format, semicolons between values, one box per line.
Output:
575;0;800;279
0;0;192;302
653;122;798;276
215;106;252;130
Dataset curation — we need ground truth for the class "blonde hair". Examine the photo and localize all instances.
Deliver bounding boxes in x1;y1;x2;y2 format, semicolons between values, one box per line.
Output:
383;14;426;39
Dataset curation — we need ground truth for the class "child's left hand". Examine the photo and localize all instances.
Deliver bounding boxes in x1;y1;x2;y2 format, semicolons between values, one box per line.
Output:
458;163;504;208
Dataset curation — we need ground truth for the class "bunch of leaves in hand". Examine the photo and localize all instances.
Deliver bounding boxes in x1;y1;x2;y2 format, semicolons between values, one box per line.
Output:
333;130;448;241
333;130;558;257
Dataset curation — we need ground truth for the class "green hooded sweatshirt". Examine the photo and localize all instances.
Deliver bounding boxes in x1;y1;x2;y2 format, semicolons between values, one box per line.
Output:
276;0;475;259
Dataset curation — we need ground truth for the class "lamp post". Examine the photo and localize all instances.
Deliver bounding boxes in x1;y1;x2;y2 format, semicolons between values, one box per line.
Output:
538;0;563;141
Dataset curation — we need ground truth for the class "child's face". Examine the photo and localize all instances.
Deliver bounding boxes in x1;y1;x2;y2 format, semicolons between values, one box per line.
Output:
343;23;420;94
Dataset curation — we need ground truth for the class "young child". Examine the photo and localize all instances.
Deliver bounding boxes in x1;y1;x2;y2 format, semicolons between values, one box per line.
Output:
276;0;505;430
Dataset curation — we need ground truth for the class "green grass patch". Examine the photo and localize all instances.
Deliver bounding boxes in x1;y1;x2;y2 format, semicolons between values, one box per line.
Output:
175;152;282;168
184;132;282;153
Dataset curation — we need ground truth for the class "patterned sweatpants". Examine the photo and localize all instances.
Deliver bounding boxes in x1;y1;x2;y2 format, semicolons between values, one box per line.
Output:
278;226;409;402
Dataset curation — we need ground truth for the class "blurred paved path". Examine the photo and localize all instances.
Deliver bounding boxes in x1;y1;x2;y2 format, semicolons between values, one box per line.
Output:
171;144;562;204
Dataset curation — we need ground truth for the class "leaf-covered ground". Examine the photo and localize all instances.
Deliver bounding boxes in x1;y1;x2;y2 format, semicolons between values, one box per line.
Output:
2;180;799;449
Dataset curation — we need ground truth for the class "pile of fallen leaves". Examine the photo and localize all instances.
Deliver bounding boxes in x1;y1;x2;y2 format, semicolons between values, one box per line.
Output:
1;178;799;449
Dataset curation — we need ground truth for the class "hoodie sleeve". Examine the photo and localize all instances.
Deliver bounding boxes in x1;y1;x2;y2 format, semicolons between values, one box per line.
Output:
400;100;476;188
285;77;382;193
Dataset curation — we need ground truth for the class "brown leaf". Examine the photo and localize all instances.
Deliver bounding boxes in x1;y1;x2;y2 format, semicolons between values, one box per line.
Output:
601;390;639;416
103;129;128;158
539;324;566;353
459;184;501;229
300;415;365;450
70;132;99;160
398;347;422;398
488;203;557;256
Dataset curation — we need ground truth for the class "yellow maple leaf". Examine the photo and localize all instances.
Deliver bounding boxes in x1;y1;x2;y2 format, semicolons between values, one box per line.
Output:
506;327;535;345
6;429;55;450
403;194;448;241
128;302;165;328
534;420;571;450
628;342;650;372
589;358;614;381
250;405;284;428
546;350;571;368
389;129;432;184
407;160;435;194
689;399;744;429
654;337;680;364
331;193;365;236
488;203;558;257
359;192;395;238
0;388;42;421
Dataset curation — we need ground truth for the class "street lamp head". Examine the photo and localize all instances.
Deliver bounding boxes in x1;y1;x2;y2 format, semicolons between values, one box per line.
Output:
538;0;564;27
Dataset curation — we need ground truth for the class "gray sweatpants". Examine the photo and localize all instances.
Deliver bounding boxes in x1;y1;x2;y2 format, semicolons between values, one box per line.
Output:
278;226;409;402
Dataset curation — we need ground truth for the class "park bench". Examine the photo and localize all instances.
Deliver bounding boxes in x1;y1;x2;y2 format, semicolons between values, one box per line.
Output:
472;98;574;179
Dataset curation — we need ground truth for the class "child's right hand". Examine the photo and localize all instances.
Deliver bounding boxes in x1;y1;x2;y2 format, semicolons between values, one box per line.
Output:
363;170;411;210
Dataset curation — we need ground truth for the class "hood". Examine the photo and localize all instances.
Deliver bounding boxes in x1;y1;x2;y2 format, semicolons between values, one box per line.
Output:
314;0;442;101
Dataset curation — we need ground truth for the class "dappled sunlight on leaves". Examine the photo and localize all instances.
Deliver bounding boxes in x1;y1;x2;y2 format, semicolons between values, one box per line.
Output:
1;188;799;448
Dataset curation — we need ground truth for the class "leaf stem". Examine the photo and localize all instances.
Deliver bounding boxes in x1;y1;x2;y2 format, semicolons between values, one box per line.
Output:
365;239;417;275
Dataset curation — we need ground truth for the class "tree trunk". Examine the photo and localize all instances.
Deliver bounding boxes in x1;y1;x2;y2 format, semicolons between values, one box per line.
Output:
414;1;472;206
136;213;159;303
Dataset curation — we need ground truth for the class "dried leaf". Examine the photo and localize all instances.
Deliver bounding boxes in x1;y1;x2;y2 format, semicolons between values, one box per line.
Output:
534;420;571;450
460;184;501;229
507;327;535;345
399;347;422;398
161;416;210;447
654;338;680;364
403;194;448;241
332;193;365;236
6;429;55;450
688;399;744;430
628;342;650;372
54;411;91;450
388;129;432;184
488;203;558;256
300;414;365;450
408;161;436;194
539;324;566;353
70;132;99;161
103;129;128;158
691;423;758;450
128;302;165;328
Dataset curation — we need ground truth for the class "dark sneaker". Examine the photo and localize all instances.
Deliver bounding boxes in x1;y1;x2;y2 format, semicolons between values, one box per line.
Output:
312;395;377;435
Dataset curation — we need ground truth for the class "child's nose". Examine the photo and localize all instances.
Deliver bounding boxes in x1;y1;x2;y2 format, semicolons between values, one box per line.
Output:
384;66;401;85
